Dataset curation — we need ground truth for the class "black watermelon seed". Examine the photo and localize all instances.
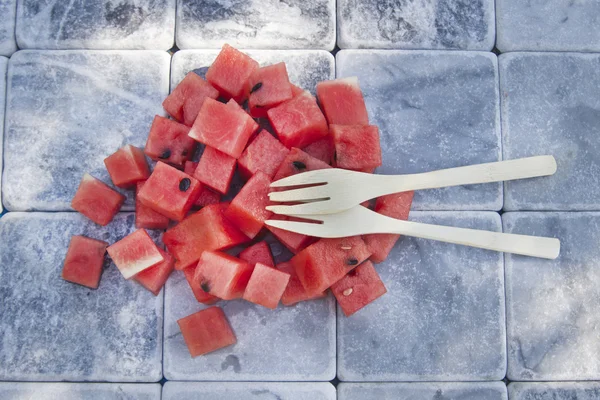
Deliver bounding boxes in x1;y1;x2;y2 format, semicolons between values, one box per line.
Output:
292;161;307;170
250;82;263;93
179;178;191;192
159;149;171;159
242;99;249;109
200;281;211;293
346;258;359;266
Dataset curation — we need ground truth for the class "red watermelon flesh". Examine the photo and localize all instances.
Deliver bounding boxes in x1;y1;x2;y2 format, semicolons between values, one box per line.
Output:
239;241;274;267
331;124;382;171
61;235;108;289
145;115;197;168
104;144;150;188
163;72;219;126
135;181;170;230
243;262;290;309
163;204;248;270
133;248;175;296
184;161;198;176
107;229;164;279
193;146;236;194
302;136;334;165
291;236;372;295
238;130;290;179
185;161;222;208
178;307;236;357
316;77;369;125
247;62;293;118
224;171;272;239
363;191;414;263
183;265;219;304
71;174;125;226
277;261;326;306
206;44;259;102
273;147;331;181
266;215;316;254
267;92;328;149
331;260;387;316
290;84;304;97
189;98;258;159
137;161;202;222
194;251;254;300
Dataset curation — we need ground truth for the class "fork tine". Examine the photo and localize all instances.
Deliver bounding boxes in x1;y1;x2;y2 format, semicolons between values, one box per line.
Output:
264;218;332;238
268;185;329;202
266;201;333;216
270;170;329;188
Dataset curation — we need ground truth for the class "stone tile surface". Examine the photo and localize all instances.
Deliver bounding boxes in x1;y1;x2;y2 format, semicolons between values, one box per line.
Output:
16;0;175;50
0;212;163;381
338;382;507;400
3;50;170;212
337;50;502;211
508;382;600;400
163;382;336;399
0;382;161;399
176;0;335;50
500;53;600;211
504;212;600;381
0;57;7;212
338;211;506;381
0;0;17;56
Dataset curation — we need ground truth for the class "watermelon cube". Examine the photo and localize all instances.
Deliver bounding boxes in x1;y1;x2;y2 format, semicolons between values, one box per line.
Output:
267;92;328;149
277;262;325;306
189;98;258;159
107;229;164;279
302;136;334;165
183;161;198;176
178;307;236;357
185;161;221;208
247;62;293;117
135;181;170;230
273;147;331;181
266;215;316;254
316;77;369;125
238;130;290;179
163;72;219;127
363;191;414;263
290;83;304;97
194;251;254;300
138;162;202;222
239;241;274;267
104;145;150;188
206;44;259;102
61;235;108;289
331;124;382;171
224;171;272;239
183;265;219;304
331;260;387;316
71;174;125;226
291;236;372;295
133;248;175;296
193;146;236;194
243;263;290;309
163;204;248;269
145;115;197;168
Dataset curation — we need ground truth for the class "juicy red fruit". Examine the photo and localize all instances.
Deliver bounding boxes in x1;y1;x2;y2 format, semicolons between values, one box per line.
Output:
278;261;325;306
225;171;272;239
243;263;290;309
331;260;387;316
266;215;316;254
193;146;236;194
239;241;274;267
104;145;150;188
135;181;170;230
184;265;219;304
302;136;334;165
61;235;108;289
331;124;382;171
273;147;331;181
133;248;175;296
316;77;369;125
194;251;254;300
178;307;236;357
238;130;290;179
145;115;197;168
107;229;164;279
247;62;293;117
71;174;125;226
206;44;259;102
163;72;219;127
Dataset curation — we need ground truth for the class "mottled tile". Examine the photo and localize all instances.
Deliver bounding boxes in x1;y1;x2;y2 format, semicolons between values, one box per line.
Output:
337;50;502;211
508;382;600;400
163;381;336;399
176;0;335;50
338;211;506;381
497;0;600;52
16;0;175;50
3;50;170;212
338;0;495;50
0;57;7;212
0;382;161;399
0;0;17;56
0;212;163;381
504;212;600;381
338;382;507;400
501;53;600;211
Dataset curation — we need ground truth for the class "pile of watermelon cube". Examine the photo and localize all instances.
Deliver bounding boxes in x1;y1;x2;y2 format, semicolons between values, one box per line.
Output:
62;44;414;358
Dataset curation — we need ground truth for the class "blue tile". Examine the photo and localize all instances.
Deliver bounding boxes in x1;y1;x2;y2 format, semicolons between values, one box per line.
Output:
0;382;161;399
509;382;600;400
338;382;507;400
163;382;336;399
0;56;7;212
0;0;17;56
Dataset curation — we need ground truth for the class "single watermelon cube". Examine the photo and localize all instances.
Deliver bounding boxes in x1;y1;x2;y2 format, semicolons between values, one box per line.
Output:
266;215;316;254
133;248;175;296
185;161;221;208
163;204;248;269
278;261;326;306
239;241;274;267
104;144;150;188
206;44;259;102
273;147;331;181
178;307;236;357
183;160;198;176
302;136;334;165
107;229;164;279
135;181;170;230
243;262;290;309
363;191;414;263
238;130;290;179
268;92;328;149
331;124;382;171
291;236;372;295
194;251;254;300
331;260;387;316
189;98;258;159
290;83;304;97
145;115;197;168
71;174;125;226
163;72;220;127
247;62;293;117
183;265;219;304
224;171;272;239
61;235;108;289
193;146;236;194
316;77;369;125
137;162;202;222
